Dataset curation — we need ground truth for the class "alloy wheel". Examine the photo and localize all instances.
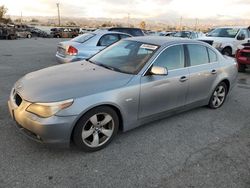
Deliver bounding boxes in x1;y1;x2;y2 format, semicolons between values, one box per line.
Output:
81;113;114;148
212;85;226;108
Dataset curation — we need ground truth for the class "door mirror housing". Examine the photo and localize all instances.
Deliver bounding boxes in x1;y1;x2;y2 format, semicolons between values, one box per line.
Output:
150;66;168;75
237;34;246;40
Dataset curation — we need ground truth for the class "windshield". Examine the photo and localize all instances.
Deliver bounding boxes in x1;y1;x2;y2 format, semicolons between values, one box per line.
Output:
71;33;95;43
207;28;239;38
174;31;191;38
89;40;159;74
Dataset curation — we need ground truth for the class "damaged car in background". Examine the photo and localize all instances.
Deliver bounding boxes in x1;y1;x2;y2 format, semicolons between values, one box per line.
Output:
199;26;250;56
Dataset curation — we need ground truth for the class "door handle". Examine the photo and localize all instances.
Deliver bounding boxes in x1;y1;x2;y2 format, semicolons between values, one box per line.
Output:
179;76;188;82
211;69;217;74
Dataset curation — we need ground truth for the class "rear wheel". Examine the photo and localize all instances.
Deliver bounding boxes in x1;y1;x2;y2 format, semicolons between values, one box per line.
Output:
73;106;119;152
208;82;227;109
222;47;232;56
238;63;246;72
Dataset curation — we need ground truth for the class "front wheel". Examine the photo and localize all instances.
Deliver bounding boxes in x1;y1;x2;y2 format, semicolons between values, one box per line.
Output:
208;82;228;109
73;106;119;152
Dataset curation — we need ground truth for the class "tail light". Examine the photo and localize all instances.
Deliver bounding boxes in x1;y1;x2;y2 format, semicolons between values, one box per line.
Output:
67;46;78;56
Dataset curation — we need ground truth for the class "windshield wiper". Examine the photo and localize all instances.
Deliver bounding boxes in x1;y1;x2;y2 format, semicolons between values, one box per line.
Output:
86;58;96;64
97;63;115;71
97;63;129;74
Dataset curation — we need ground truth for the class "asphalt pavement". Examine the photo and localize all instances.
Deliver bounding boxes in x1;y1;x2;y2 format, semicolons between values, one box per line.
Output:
0;38;250;188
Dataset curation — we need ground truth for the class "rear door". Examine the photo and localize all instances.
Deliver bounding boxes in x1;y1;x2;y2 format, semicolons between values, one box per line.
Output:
186;44;220;104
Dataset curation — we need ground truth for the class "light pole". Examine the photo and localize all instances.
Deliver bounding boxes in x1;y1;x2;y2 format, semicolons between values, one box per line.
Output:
127;13;130;27
56;3;61;26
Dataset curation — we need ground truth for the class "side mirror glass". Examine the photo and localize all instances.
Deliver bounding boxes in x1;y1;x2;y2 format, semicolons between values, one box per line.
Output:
150;66;168;75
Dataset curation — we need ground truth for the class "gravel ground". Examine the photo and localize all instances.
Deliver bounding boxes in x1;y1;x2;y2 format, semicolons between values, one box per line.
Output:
0;38;250;188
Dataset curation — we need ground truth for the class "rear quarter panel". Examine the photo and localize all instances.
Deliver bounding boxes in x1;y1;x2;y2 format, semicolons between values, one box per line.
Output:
211;56;238;97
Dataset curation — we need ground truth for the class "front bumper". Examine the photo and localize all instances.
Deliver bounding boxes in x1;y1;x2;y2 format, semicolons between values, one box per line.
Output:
8;95;77;147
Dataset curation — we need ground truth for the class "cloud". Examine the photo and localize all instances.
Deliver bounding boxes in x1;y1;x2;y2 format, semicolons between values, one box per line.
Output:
0;0;249;21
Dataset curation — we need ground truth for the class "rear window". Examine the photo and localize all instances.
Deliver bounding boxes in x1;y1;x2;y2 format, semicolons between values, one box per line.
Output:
109;28;144;36
71;33;95;43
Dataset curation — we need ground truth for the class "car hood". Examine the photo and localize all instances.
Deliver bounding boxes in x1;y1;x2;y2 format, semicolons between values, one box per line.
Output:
198;36;234;43
16;61;133;102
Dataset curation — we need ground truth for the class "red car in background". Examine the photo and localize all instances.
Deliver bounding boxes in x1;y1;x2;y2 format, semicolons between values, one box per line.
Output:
236;43;250;72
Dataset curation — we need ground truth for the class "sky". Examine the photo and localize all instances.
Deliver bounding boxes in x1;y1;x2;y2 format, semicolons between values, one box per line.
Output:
0;0;249;20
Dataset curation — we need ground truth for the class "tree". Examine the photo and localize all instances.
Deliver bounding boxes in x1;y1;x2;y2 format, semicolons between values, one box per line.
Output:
31;18;39;23
0;5;7;20
140;21;146;30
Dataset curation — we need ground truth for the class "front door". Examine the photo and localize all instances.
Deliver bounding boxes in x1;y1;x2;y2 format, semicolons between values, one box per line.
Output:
139;45;189;119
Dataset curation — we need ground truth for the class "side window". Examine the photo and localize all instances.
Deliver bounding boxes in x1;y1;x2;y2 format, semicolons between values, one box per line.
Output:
190;32;196;39
187;44;209;66
239;29;249;38
98;34;119;46
153;45;185;70
131;29;143;36
207;48;218;62
120;34;130;39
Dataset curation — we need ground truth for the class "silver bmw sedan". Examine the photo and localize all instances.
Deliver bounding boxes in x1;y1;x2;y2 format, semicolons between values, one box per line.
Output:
8;37;238;151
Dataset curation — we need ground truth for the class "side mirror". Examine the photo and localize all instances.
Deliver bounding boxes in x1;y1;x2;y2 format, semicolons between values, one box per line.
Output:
237;34;246;40
150;66;168;75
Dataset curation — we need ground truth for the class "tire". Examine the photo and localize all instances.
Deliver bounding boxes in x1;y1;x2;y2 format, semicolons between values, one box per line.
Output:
56;35;60;38
238;63;246;72
27;34;32;39
208;82;228;109
222;47;232;56
73;106;119;152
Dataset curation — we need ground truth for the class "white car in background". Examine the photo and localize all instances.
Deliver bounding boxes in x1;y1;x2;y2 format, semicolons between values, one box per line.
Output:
198;26;250;56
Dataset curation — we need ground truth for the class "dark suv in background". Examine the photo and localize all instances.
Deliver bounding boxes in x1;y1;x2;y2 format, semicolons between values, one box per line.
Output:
108;27;145;36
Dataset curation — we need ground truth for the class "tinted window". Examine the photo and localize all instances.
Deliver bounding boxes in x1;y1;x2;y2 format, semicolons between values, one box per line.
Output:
207;28;239;38
120;34;130;39
109;28;144;36
187;44;209;66
154;45;185;70
98;34;119;46
207;48;217;62
71;33;95;43
130;29;144;36
174;31;191;38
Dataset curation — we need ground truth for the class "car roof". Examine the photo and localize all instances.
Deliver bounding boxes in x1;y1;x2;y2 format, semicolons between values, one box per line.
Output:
92;30;132;36
125;36;203;47
216;26;247;29
109;27;142;30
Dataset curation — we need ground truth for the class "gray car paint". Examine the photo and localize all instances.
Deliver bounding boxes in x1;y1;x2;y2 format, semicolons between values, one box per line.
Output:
8;37;238;146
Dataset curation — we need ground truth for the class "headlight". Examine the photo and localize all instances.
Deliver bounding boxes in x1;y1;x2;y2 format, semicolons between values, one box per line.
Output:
26;99;74;118
214;42;222;49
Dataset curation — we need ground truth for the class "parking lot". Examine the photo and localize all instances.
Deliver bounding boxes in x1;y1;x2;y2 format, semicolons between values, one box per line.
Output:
0;38;250;188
